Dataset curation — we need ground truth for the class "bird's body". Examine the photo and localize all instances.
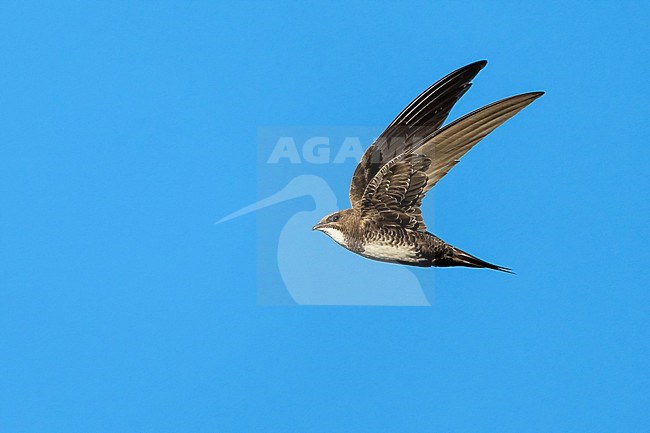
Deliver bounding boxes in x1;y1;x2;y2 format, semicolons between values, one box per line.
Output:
313;60;542;272
315;207;512;272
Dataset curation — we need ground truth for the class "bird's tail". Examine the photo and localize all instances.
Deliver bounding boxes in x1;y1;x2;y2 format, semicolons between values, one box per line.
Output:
448;246;514;274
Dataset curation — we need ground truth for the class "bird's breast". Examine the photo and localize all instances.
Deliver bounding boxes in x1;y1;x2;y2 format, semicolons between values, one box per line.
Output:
361;240;421;263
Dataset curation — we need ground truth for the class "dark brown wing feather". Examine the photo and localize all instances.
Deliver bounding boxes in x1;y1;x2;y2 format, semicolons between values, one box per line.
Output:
359;92;544;231
360;153;431;231
349;60;487;208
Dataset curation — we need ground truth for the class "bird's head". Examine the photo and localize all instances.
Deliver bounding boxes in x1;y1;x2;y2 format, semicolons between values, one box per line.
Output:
312;209;354;246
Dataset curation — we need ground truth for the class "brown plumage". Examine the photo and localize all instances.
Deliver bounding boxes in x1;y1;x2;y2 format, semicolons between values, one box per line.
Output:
313;61;543;272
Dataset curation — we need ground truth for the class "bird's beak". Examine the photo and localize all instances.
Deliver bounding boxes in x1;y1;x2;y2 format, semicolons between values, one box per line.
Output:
312;223;324;231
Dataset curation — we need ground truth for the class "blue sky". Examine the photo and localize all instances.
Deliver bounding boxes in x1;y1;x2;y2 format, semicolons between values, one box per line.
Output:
1;1;649;432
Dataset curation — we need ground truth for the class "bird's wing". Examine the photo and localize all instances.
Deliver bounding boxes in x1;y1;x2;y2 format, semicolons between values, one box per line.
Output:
349;60;487;208
416;92;544;192
360;153;431;231
359;92;543;231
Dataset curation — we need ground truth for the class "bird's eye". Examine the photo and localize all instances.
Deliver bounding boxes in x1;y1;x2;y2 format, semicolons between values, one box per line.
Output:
328;214;340;223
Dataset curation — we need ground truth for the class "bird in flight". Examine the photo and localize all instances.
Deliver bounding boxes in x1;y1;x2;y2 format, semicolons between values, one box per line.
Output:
312;60;543;272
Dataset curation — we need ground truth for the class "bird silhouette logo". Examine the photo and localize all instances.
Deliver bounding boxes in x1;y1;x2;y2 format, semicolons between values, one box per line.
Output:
218;174;431;306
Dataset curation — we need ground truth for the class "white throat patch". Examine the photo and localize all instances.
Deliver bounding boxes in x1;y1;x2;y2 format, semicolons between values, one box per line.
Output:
319;227;346;245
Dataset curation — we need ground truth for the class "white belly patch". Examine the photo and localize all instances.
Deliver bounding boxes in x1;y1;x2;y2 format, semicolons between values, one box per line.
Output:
362;242;419;262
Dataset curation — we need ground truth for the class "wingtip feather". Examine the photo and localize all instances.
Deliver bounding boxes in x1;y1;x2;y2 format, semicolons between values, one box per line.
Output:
524;91;545;99
475;59;488;68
